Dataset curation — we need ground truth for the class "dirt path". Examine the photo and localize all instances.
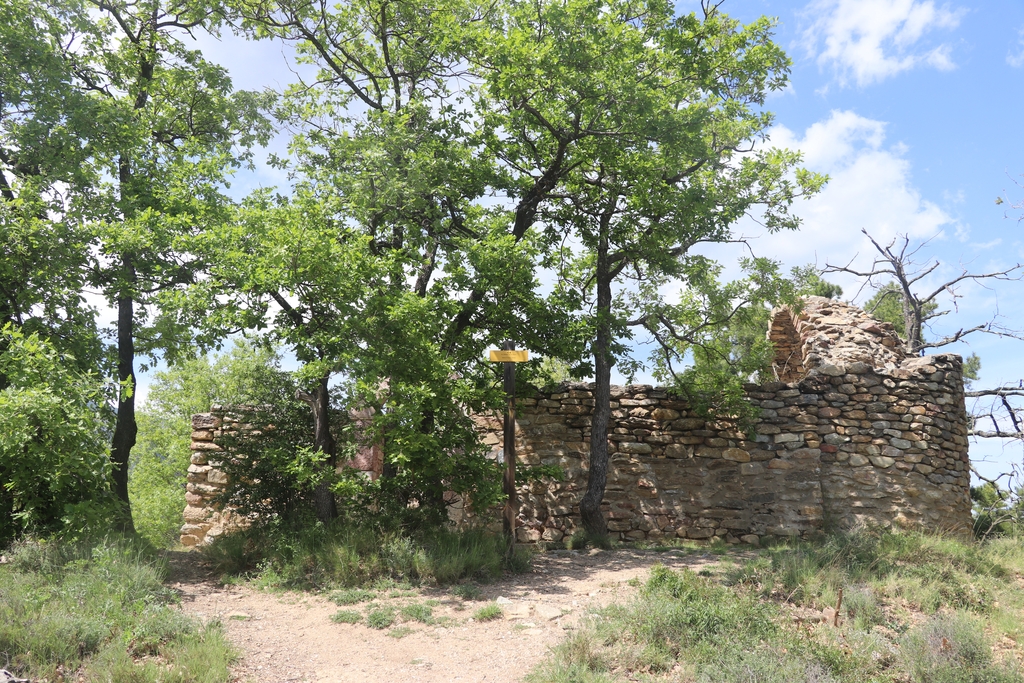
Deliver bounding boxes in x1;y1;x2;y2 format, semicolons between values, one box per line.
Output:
167;548;728;683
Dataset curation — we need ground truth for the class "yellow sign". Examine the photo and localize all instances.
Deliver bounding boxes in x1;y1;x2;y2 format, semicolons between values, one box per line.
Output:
489;350;529;362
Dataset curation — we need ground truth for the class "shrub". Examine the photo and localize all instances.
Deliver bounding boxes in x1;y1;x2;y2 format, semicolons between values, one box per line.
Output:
473;603;503;621
902;614;1023;683
366;607;397;629
0;327;117;544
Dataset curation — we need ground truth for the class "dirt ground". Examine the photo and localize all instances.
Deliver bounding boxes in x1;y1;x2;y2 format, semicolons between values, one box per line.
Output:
167;547;727;683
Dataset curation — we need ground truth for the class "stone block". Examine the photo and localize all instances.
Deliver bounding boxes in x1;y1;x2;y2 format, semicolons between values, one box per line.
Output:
740;462;765;476
618;442;652;455
723;448;751;462
192;414;221;430
767;459;794;470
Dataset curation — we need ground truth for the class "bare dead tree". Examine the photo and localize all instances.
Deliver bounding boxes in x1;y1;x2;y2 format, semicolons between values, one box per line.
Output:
824;229;1024;446
825;229;1024;355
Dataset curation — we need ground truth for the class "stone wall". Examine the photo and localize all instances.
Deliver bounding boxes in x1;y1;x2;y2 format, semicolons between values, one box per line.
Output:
180;406;382;547
467;352;970;544
182;297;973;546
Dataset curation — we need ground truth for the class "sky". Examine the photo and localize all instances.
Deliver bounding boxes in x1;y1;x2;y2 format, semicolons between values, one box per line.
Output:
137;0;1024;479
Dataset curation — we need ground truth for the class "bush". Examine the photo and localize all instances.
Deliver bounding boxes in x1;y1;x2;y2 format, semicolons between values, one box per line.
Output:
902;614;1023;683
0;326;118;544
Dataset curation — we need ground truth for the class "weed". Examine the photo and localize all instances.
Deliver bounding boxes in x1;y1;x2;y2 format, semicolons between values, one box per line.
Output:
201;523;516;590
330;610;362;624
387;626;414;639
400;603;434;624
329;588;376;605
473;603;503;621
902;614;1023;683
0;536;233;681
366;607;397;629
451;583;482;601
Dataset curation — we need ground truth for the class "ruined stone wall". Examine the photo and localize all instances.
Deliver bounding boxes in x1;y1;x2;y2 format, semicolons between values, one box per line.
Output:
180;410;246;547
464;351;971;544
182;298;973;546
180;406;382;547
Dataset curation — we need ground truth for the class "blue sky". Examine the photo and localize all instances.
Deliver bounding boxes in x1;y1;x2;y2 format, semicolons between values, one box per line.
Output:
154;0;1024;479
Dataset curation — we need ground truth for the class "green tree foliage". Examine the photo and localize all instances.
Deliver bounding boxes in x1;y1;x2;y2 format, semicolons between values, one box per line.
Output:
2;0;273;533
130;341;292;546
479;0;825;533
184;0;592;527
0;0;107;385
790;264;843;300
0;326;116;545
865;282;938;338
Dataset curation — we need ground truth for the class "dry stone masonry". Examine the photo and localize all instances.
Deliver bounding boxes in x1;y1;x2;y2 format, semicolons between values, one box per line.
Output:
180;406;382;547
182;297;973;546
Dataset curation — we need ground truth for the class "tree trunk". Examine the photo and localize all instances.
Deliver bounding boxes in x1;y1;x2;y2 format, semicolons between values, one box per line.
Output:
580;231;611;536
109;257;137;534
301;376;338;524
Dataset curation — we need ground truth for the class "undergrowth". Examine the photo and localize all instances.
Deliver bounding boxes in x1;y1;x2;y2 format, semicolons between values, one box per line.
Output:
0;536;233;682
530;529;1024;683
201;521;530;590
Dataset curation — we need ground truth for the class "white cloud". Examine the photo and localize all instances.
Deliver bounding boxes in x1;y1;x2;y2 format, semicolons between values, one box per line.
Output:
746;110;955;296
1008;26;1024;67
802;0;966;86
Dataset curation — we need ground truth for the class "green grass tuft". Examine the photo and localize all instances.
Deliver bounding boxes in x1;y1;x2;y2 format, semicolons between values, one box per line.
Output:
400;602;434;624
473;603;503;621
329;588;375;605
366;607;397;629
451;583;482;601
330;609;362;624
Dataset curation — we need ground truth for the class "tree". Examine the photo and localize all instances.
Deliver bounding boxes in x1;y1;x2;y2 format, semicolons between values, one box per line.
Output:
482;0;824;535
31;0;273;531
181;0;588;527
825;229;1024;443
0;0;108;387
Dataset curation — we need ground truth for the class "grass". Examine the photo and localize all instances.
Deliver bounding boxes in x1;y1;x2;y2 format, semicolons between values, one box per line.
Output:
400;602;434;624
201;522;530;590
529;529;1024;683
473;603;503;621
330;609;362;624
0;535;234;682
329;588;375;605
387;626;414;639
366;606;397;629
450;583;482;601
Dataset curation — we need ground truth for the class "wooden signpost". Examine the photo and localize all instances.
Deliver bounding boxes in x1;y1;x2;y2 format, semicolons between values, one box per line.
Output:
489;341;528;557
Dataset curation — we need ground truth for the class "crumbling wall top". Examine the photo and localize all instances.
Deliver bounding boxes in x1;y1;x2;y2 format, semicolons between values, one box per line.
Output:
771;296;907;381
